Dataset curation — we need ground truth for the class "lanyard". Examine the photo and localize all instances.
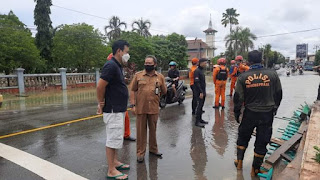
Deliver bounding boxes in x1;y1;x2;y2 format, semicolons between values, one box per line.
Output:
250;64;264;69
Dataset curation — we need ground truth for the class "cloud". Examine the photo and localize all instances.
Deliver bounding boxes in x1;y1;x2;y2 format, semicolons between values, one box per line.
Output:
1;0;319;59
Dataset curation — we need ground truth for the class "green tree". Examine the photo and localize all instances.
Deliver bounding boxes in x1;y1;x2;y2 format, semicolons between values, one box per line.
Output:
0;11;44;74
116;31;154;70
34;0;53;62
225;26;242;59
263;44;273;68
132;18;152;38
225;27;257;60
104;16;127;41
149;35;171;70
166;33;188;69
221;8;240;33
315;50;320;66
239;27;257;54
52;23;107;72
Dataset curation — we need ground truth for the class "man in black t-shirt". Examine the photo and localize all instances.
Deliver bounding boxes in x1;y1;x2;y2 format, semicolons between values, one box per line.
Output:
97;40;130;180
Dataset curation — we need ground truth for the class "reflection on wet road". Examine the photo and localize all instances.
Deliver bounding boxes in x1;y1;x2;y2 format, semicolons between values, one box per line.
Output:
0;71;319;179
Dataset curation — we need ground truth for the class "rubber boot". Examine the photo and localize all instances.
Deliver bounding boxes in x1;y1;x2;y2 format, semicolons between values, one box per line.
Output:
250;153;265;177
195;115;205;128
234;146;246;170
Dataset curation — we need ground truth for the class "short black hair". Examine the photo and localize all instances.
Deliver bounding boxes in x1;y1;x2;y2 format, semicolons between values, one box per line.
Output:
248;50;262;63
145;55;157;64
199;58;208;63
112;40;130;55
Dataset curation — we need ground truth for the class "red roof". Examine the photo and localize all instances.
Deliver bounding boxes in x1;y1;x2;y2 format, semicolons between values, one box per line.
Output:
187;39;210;50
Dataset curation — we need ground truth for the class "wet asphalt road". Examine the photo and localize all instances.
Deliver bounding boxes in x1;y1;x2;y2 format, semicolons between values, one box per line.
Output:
0;70;319;180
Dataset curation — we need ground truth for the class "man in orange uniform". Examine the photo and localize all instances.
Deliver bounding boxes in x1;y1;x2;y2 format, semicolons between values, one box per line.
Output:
189;58;199;115
107;53;135;141
228;60;238;96
235;55;249;73
213;58;229;109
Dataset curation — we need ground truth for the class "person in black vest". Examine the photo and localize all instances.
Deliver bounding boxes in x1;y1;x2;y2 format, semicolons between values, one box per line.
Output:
194;58;209;128
213;58;229;109
233;50;282;177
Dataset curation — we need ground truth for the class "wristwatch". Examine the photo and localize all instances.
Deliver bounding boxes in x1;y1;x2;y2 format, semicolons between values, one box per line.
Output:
129;104;135;108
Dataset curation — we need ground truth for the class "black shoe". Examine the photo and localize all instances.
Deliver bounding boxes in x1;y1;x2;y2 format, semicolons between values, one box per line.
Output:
124;136;136;141
137;156;144;163
195;122;205;128
200;120;208;124
150;152;163;157
213;106;219;109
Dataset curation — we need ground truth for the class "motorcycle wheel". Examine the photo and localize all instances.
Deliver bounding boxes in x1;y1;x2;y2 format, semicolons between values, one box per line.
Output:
159;97;167;109
178;92;186;105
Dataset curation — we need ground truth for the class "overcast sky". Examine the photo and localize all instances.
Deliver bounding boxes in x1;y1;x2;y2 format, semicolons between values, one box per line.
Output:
1;0;319;59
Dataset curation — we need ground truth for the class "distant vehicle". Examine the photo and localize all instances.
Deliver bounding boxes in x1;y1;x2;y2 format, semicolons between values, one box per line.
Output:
304;61;314;71
299;67;304;75
274;64;281;70
286;69;290;76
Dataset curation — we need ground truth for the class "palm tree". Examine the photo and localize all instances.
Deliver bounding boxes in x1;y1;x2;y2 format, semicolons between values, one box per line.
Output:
225;27;257;58
104;16;127;41
263;44;272;67
221;8;240;33
225;26;242;57
238;27;257;54
132;18;152;38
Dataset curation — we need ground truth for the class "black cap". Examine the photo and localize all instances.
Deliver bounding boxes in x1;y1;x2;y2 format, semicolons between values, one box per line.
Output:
248;50;262;63
199;58;208;63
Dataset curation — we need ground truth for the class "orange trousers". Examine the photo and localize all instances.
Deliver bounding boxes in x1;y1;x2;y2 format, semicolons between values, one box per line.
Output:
215;80;227;107
124;111;131;138
229;77;237;95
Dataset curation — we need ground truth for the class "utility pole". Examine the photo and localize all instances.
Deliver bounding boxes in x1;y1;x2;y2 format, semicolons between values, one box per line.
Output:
314;45;320;54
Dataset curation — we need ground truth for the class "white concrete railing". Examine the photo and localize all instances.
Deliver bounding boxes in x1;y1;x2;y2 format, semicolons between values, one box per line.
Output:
0;68;100;95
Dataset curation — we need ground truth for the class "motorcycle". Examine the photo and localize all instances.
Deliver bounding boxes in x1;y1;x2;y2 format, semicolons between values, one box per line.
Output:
159;77;187;108
299;68;303;75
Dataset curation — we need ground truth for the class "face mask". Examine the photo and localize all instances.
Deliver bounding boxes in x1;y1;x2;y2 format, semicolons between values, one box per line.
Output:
145;65;155;72
122;53;130;63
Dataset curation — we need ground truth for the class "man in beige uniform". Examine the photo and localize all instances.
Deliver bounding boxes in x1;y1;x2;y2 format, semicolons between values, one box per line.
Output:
130;55;167;163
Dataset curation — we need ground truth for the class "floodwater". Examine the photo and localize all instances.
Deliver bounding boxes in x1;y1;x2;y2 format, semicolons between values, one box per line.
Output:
0;70;319;180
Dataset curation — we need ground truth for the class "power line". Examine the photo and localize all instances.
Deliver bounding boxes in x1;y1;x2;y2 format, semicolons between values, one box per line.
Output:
52;4;171;34
213;27;320;42
257;28;320;38
51;4;320;42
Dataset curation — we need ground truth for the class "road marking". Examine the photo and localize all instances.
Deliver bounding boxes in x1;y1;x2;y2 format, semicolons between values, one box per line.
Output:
0;114;102;139
0;143;88;180
0;92;205;140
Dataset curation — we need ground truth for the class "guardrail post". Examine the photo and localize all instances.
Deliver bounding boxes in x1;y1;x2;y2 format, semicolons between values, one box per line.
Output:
95;68;100;87
59;68;67;90
16;68;25;95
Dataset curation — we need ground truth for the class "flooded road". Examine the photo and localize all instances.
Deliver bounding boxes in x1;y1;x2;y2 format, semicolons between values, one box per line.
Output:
0;70;319;180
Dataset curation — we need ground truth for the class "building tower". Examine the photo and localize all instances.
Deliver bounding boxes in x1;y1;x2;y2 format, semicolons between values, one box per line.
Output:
203;14;217;59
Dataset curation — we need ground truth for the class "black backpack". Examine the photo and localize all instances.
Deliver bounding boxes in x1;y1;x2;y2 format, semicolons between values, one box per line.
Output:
217;67;228;81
